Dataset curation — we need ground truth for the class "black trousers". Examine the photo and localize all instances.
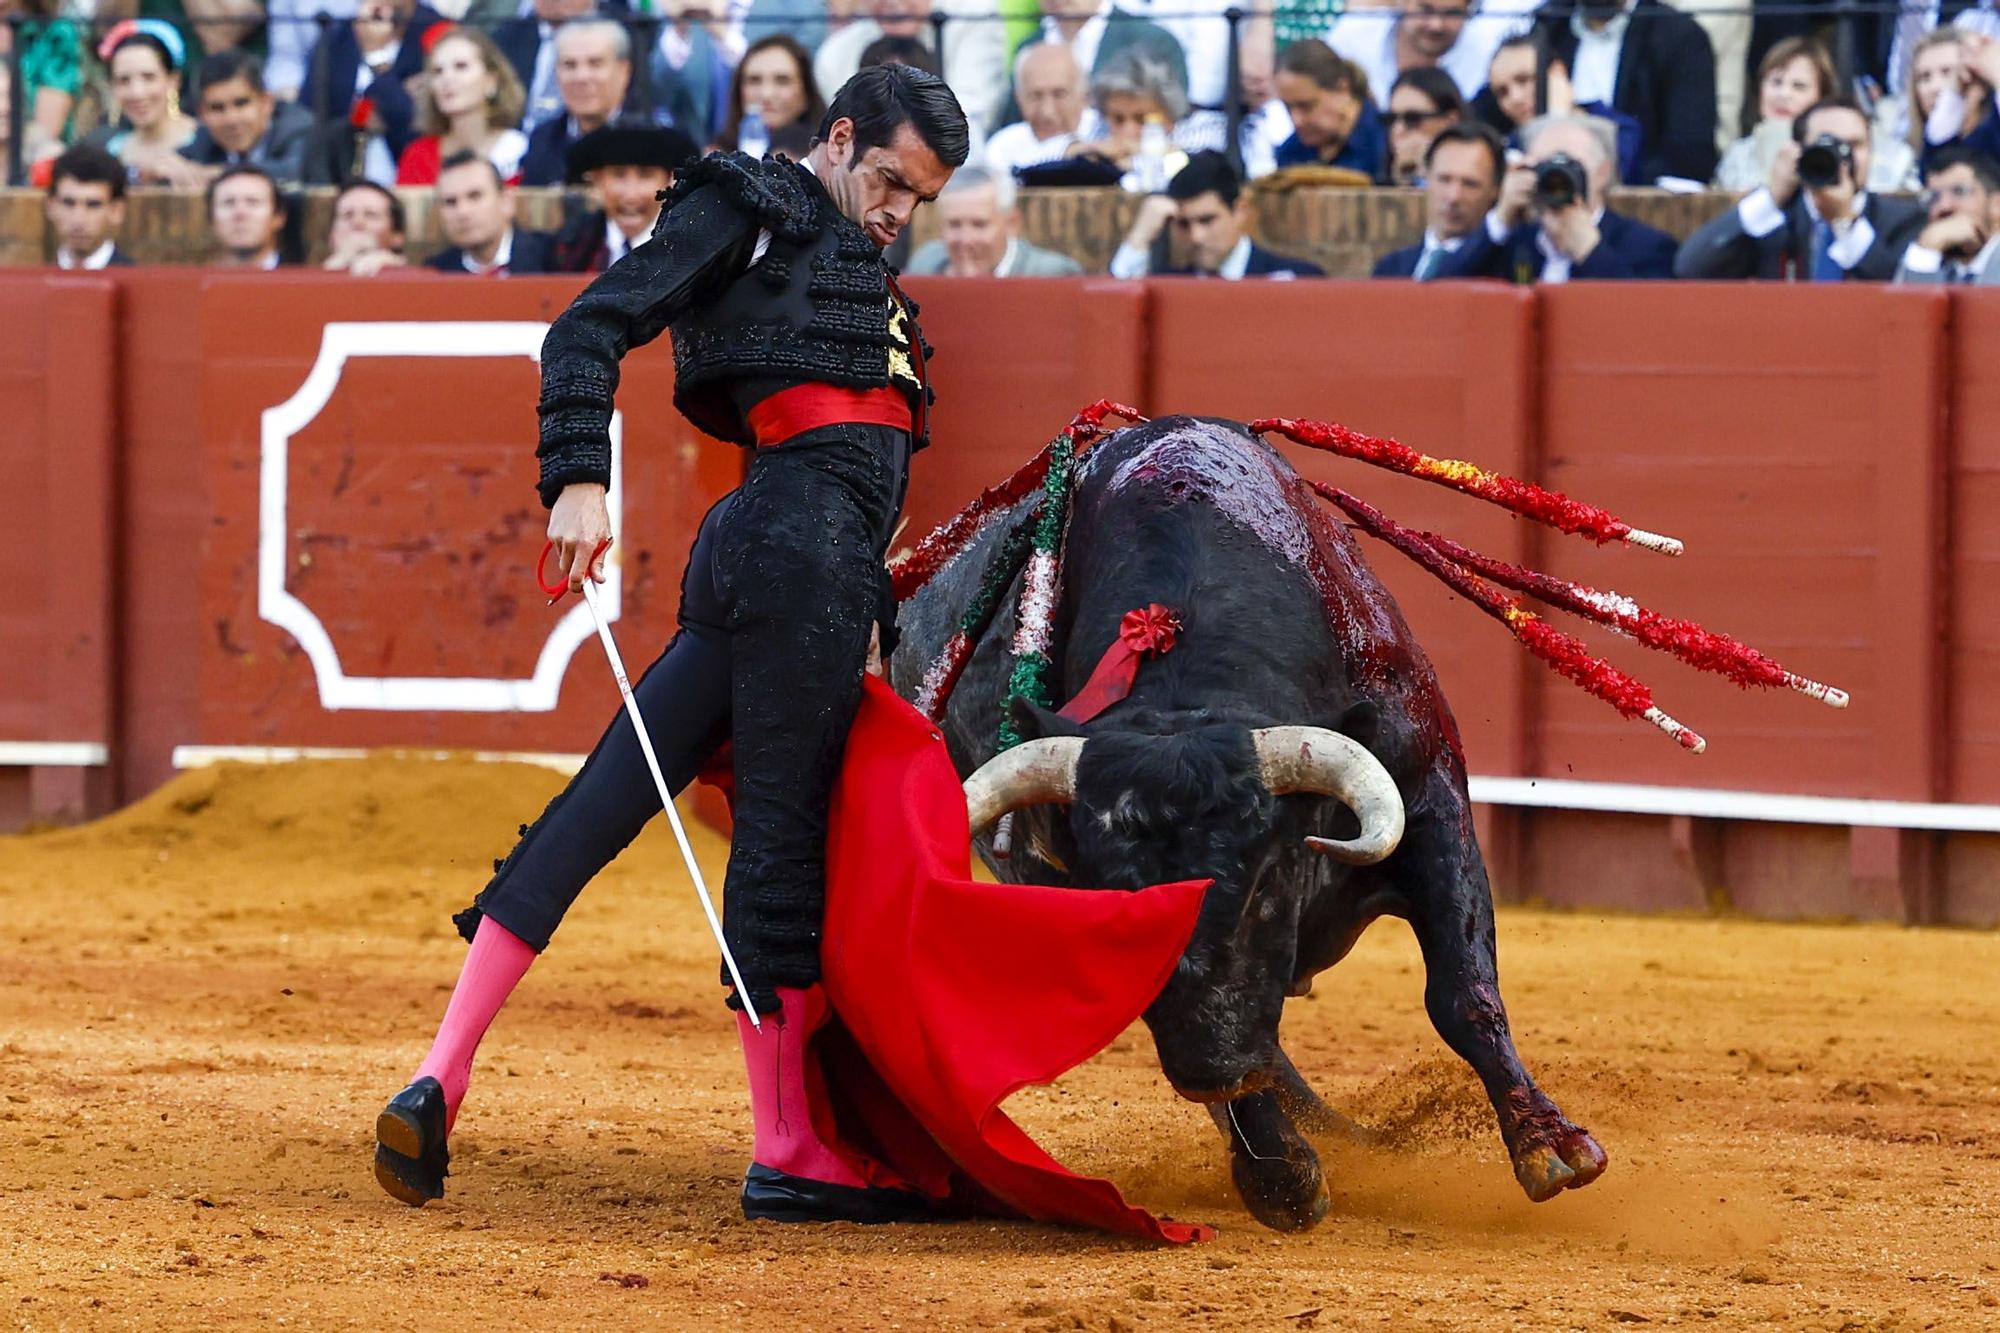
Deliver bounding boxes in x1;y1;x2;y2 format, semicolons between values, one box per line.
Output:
458;425;912;1013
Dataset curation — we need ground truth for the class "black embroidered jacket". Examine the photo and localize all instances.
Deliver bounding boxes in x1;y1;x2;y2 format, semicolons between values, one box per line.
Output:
534;152;934;508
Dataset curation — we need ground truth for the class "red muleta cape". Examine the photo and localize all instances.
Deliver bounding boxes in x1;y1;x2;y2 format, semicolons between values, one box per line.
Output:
708;676;1214;1243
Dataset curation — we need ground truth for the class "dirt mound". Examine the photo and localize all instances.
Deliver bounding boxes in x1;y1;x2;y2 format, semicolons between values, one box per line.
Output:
22;754;571;869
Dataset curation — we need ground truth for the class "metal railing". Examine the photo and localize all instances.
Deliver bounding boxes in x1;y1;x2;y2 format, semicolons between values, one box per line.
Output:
1;2;1965;188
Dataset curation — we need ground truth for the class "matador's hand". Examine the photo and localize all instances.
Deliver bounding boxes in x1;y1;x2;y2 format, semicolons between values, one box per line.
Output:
548;483;612;592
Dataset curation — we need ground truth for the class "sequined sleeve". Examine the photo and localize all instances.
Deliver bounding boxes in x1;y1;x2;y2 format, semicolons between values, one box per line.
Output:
534;185;758;508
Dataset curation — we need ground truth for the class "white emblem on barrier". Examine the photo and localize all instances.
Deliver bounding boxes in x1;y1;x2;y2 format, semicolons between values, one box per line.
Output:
258;320;622;712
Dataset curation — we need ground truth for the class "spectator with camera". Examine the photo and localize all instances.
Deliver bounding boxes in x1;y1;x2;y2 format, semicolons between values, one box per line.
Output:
1896;147;2000;284
1676;96;1927;282
1109;148;1324;278
1435;111;1676;282
1375;120;1506;277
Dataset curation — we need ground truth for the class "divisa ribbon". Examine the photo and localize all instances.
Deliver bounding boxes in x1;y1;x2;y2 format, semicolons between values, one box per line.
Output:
1057;604;1182;724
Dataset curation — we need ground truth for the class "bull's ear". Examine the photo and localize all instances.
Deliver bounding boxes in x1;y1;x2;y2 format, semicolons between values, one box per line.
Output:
1334;699;1380;749
1010;696;1086;742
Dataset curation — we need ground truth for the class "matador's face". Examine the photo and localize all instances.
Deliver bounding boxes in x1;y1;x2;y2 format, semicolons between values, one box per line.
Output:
818;118;952;250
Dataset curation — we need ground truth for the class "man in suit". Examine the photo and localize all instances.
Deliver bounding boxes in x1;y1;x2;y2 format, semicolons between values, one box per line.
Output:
300;0;449;164
46;145;135;270
425;152;556;276
906;165;1085;275
495;0;603;135
1435;112;1677;282
520;19;635;188
1676;97;1928;283
1110;149;1325;278
1897;148;2000;285
1375;120;1506;278
548;123;699;273
182;51;343;188
208;166;291;271
1524;0;1716;185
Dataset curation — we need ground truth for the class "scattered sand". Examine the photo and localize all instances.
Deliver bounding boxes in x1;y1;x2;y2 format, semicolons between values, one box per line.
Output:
1;757;1996;1330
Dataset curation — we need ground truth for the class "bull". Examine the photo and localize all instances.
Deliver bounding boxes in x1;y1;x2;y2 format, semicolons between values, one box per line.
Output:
889;415;1607;1231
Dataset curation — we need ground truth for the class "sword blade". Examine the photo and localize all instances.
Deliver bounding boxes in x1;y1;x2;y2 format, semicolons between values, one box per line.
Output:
579;580;761;1029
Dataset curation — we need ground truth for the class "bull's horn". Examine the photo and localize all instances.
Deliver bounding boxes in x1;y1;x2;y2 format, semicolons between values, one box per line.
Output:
1251;727;1405;865
962;738;1085;831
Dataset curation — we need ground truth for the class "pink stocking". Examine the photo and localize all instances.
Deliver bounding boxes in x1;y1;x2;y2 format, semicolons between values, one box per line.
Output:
737;985;876;1187
412;915;537;1134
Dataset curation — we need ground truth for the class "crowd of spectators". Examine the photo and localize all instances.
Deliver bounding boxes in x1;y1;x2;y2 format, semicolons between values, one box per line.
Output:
15;0;2000;287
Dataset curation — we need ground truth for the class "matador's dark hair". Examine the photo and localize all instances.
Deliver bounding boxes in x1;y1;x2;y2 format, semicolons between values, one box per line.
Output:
817;62;970;169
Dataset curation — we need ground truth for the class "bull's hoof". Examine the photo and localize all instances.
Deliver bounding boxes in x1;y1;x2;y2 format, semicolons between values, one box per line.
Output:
1233;1154;1330;1232
1512;1126;1608;1202
1217;1090;1329;1232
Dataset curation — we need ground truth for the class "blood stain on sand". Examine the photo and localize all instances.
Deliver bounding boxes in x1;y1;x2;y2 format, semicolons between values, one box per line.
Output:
1;757;1997;1330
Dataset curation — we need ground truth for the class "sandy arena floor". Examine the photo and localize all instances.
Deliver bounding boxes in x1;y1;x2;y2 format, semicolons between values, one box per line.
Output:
0;756;1995;1331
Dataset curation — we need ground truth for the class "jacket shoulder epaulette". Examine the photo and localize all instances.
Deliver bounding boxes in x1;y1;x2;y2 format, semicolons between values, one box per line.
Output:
655;151;819;245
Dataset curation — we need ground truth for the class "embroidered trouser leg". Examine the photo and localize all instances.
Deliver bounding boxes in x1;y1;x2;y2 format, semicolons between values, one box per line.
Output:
459;426;909;1014
710;428;908;1012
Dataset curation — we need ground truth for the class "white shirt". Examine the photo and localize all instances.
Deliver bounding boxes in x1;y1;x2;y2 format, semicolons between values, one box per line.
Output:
1736;186;1878;273
1040;1;1112;79
981;115;1101;179
1568;0;1635;108
353;27;412;96
57;239;118;270
993;236;1024;277
463;226;516;275
604;214;649;267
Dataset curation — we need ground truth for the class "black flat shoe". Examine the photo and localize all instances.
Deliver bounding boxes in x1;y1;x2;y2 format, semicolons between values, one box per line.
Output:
740;1163;939;1224
374;1076;449;1207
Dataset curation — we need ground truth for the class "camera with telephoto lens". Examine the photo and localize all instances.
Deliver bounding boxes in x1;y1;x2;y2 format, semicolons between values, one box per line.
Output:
1532;153;1590;210
1797;135;1853;190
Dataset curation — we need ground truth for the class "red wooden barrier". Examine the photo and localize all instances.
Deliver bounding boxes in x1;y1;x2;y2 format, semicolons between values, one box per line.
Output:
0;275;117;824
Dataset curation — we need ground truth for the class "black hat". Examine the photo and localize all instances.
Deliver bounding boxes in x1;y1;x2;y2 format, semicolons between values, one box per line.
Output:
564;121;701;185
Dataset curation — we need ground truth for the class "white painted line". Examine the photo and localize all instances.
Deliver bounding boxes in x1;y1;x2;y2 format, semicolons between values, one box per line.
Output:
0;741;109;767
1469;776;2000;834
171;744;584;776
258;321;624;713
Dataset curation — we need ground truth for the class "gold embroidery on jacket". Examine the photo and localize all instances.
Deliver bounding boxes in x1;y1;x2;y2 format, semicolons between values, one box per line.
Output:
886;297;919;389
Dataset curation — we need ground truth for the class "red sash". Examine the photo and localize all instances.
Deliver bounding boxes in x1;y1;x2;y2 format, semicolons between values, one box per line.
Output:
746;384;913;446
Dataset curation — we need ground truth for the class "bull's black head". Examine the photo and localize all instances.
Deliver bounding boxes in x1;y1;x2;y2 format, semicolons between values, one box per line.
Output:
1007;699;1355;1101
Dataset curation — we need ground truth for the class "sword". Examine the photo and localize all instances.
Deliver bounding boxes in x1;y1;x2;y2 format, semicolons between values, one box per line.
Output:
539;541;761;1029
